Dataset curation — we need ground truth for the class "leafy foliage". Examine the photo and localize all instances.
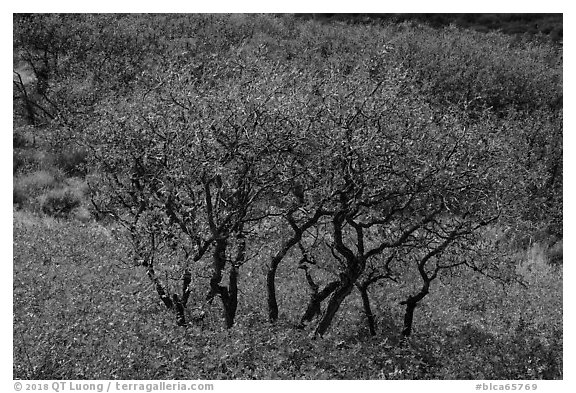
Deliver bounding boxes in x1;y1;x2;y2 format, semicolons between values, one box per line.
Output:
13;14;562;380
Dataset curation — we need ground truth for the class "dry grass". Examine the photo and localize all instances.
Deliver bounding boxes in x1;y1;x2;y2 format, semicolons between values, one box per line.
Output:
13;211;562;379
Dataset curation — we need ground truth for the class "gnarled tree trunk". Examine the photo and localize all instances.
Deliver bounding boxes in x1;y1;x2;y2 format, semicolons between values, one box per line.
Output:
267;208;326;322
208;237;238;328
314;277;356;337
299;268;340;327
400;282;430;337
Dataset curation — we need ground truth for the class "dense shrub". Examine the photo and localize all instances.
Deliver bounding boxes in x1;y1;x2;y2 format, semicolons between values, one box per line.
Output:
54;148;88;177
13;130;29;149
391;26;562;115
40;188;82;218
13;170;58;206
13;187;27;207
13;150;31;174
13;168;90;218
13;127;37;173
385;14;562;43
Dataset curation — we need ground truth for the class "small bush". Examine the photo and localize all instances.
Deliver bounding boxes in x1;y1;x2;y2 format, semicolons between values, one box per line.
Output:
13;125;37;147
54;149;88;177
41;188;82;218
13;187;28;206
14;169;91;218
13;150;57;174
13;131;29;149
14;170;57;192
13;170;59;210
72;206;92;222
548;240;562;266
33;150;57;171
13;150;32;174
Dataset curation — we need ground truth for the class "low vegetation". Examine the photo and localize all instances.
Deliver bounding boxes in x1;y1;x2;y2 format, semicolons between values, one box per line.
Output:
299;14;563;43
13;210;562;379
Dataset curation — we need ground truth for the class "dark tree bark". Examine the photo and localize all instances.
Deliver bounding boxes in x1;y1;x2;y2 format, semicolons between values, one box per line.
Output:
13;73;36;125
266;268;279;322
267;207;327;322
399;226;466;336
206;227;245;329
311;205;442;337
357;283;376;336
203;175;250;329
146;264;173;309
224;229;245;328
210;238;227;295
207;237;237;328
267;241;297;322
299;271;340;327
227;265;239;327
313;210;366;337
314;277;356;337
356;268;394;336
400;283;429;337
181;269;192;307
401;301;417;337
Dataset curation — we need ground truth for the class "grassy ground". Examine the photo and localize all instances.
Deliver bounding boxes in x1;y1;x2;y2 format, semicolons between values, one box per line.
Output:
13;209;562;379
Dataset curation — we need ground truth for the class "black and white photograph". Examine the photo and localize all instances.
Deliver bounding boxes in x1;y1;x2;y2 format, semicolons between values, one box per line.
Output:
11;4;565;385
